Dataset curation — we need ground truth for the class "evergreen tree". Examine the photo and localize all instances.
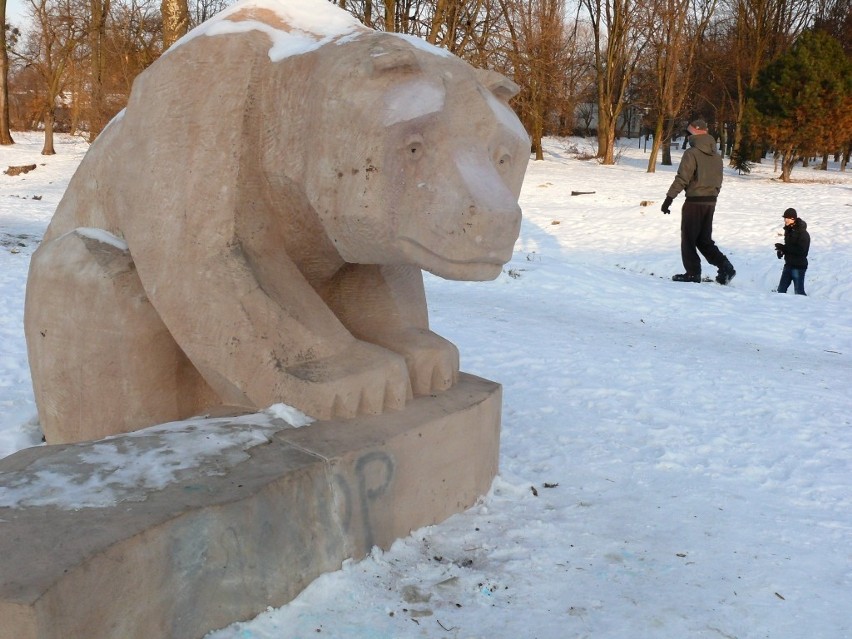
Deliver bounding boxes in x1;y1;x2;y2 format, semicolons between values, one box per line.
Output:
748;30;852;181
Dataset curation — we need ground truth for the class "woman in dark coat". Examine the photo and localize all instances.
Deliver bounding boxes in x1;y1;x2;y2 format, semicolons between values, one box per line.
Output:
775;208;810;295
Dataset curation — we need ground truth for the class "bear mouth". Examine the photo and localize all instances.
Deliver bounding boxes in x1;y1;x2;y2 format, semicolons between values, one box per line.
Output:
397;237;510;281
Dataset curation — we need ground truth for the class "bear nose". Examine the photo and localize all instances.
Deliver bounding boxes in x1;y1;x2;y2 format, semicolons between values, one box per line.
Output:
465;201;522;252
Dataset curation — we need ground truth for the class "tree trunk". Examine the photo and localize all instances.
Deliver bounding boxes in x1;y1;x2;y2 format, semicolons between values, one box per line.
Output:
730;95;745;166
532;111;544;161
162;0;190;49
661;139;672;165
89;0;112;142
661;119;674;166
725;122;734;157
383;0;395;31
780;147;795;182
596;102;617;163
646;116;664;173
0;0;14;145
602;122;616;164
41;107;56;155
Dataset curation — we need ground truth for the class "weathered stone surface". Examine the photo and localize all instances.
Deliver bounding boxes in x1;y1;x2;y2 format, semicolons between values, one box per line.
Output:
0;374;500;639
24;0;529;444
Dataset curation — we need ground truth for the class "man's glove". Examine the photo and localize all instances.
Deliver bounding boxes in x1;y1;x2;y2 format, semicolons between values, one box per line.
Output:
661;196;673;214
775;243;785;259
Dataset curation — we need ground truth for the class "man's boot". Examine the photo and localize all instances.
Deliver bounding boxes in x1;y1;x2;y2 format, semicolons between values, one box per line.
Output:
716;259;736;285
672;273;701;282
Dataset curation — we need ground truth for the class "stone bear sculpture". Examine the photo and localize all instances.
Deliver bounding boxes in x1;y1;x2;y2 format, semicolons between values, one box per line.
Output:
24;0;530;444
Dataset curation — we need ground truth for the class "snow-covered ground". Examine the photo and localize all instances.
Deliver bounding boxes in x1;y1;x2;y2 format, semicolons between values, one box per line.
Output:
1;131;850;638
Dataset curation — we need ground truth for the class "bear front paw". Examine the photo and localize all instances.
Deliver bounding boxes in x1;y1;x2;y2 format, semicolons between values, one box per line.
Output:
383;328;460;396
285;341;410;420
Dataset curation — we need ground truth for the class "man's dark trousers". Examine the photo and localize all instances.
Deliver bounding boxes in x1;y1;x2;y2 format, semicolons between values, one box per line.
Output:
680;200;725;275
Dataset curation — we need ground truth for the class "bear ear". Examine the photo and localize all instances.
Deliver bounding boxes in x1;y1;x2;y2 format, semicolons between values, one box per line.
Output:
476;68;520;101
369;44;420;75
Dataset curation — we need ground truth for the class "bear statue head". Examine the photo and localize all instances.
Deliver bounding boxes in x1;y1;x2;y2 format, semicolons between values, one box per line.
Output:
293;33;530;282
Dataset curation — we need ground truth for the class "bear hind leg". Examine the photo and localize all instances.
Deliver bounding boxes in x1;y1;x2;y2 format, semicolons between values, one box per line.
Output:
24;229;220;443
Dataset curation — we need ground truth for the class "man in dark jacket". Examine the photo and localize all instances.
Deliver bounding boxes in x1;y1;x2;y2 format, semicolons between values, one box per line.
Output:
775;207;810;295
661;119;736;285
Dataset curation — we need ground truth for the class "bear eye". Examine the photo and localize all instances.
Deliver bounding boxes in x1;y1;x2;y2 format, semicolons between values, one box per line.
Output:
496;146;512;167
406;136;424;161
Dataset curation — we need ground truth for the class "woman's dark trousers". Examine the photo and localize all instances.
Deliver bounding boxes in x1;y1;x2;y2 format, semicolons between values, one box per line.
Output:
778;265;807;295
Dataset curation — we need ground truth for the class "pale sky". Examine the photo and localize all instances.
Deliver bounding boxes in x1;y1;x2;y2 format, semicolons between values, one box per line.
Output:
6;0;28;27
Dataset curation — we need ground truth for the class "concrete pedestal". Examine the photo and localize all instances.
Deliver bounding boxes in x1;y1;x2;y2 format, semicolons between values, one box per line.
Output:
0;373;500;639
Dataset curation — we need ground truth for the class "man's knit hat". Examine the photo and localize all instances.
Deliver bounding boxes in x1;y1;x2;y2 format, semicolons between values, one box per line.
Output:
688;118;708;131
783;208;798;219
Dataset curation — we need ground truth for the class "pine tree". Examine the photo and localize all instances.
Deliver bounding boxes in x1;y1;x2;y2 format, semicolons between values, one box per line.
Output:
749;30;852;182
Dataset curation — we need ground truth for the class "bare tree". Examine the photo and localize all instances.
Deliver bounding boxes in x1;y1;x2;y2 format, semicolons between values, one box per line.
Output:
336;0;505;70
580;0;649;164
645;0;717;172
109;0;162;92
428;0;461;40
429;0;492;52
191;0;230;26
556;18;597;136
0;0;15;144
22;0;83;154
690;20;740;157
812;0;851;54
497;0;578;159
341;0;413;32
342;0;376;27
